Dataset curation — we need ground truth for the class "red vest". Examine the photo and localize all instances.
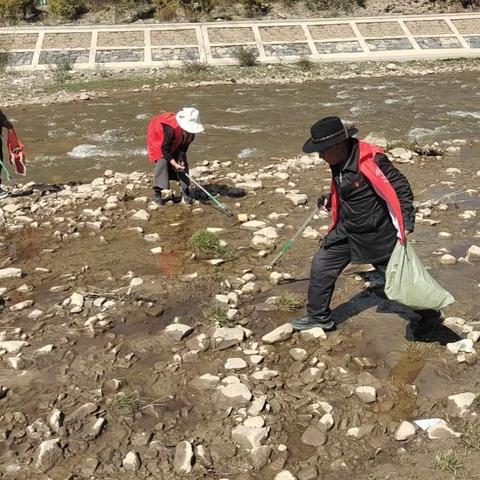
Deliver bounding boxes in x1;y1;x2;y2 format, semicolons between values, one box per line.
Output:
329;140;406;245
147;112;184;163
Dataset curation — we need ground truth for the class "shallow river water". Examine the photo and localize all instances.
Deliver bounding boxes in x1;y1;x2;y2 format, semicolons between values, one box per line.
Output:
7;71;480;184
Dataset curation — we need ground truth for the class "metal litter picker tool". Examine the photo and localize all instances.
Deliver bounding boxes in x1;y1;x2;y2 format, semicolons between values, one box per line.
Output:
267;207;321;270
185;172;234;217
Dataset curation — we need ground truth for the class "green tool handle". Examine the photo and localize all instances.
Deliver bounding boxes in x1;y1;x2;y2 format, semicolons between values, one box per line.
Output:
269;206;321;269
185;172;233;216
0;156;11;181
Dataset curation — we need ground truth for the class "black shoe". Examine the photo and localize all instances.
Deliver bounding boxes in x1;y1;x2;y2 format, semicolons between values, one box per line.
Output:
153;194;170;205
292;315;337;332
0;188;9;200
182;189;194;205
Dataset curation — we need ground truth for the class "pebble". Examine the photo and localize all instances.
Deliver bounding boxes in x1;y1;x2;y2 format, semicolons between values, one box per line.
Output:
0;267;22;279
164;323;194;341
289;348;308;362
355;386;377;403
439;254;457;265
131;209;150;221
231;425;269;449
394;421;416;441
35;438;62;472
123;451;141;472
225;357;248;370
10;300;34;312
174;441;194;474
262;323;293;344
427;420;461;440
447;392;476;418
275;471;297;480
466;245;480;262
213;383;253;408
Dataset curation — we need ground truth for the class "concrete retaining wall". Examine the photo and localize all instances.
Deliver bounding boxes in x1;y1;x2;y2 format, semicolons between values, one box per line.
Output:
1;13;479;70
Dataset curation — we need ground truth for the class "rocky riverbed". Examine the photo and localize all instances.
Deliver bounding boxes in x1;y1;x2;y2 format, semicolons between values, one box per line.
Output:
0;134;479;479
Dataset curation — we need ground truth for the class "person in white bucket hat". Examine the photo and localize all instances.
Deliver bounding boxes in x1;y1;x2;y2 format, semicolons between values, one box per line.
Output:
147;107;204;205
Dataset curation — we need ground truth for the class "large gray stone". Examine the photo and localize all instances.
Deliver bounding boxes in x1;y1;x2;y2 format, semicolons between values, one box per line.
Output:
35;438;62;472
447;392;476;418
231;425;269;449
262;323;293;344
213;383;252;409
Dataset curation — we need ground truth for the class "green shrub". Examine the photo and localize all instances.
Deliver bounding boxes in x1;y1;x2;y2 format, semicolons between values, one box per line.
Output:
235;47;257;67
50;56;74;85
153;0;179;19
297;56;314;71
183;59;209;75
189;229;232;259
0;0;36;23
277;292;304;311
48;0;83;19
202;303;233;326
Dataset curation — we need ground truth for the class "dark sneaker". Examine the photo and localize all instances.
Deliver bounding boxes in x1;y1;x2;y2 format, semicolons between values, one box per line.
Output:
0;188;9;200
182;193;194;205
292;316;337;332
405;311;443;342
153;194;172;205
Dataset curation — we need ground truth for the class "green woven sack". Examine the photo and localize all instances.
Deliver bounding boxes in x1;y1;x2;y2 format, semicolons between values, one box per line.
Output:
385;241;455;310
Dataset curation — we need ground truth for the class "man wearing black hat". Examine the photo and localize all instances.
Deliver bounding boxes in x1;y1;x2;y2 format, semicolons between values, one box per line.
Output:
292;116;441;341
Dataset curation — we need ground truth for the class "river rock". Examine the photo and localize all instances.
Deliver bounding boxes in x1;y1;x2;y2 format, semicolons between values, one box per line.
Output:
286;193;308;206
355;386;377;403
213;326;245;348
164;323;194;341
70;292;84;308
231;425;269;449
174;441;194;474
447;339;474;354
302;226;320;240
0;341;29;353
318;413;335;432
427;420;461;440
466;245;480;262
275;470;297;480
256;226;279;240
10;300;34;312
213;383;252;408
35;438;62;472
262;323;293;344
0;267;22;279
123;451;141;472
440;254;456;265
347;424;375;439
225;358;248;370
301;424;327;446
299;327;326;341
84;417;106;439
289;348;308;362
131;209;150;221
250;445;272;469
48;409;64;433
241;220;267;231
251;369;279;381
447;392;476;418
394;421;416;441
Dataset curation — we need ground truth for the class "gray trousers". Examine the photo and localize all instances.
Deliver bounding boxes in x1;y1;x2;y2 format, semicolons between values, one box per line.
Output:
307;238;439;323
153;159;190;194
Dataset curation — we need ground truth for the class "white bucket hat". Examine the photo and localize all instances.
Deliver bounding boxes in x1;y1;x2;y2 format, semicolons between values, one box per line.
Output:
176;107;204;134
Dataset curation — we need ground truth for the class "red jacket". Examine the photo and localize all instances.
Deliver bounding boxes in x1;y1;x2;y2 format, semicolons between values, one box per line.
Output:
329;140;406;245
147;112;184;163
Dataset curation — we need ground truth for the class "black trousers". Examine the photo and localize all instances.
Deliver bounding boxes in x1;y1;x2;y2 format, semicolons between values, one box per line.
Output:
307;238;438;323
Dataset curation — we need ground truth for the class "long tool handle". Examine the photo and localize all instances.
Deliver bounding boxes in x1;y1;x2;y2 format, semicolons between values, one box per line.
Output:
185;173;233;216
269;206;321;269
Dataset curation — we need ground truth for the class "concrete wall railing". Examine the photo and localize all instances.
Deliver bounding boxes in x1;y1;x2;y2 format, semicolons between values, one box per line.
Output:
1;13;479;70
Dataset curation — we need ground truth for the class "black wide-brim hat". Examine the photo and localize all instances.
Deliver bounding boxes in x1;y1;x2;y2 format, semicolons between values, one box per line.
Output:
303;116;358;154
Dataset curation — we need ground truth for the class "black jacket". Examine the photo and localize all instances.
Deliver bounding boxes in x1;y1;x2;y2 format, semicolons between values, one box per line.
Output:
323;139;415;264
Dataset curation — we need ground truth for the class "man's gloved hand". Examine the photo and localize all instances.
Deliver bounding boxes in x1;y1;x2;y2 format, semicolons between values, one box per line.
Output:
317;193;331;210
